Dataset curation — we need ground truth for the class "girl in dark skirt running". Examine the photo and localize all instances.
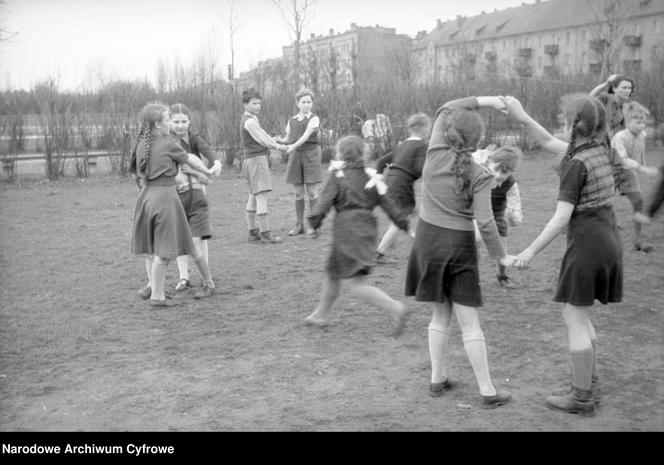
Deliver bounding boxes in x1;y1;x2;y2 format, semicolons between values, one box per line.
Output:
304;136;411;337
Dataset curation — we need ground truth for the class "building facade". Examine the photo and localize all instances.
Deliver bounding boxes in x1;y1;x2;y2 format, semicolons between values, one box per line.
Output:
412;0;664;85
239;24;411;95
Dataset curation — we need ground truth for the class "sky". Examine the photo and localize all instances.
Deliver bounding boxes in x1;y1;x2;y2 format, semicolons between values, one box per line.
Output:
0;0;529;91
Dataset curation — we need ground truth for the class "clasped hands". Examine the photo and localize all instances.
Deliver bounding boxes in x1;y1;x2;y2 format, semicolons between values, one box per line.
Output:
499;249;535;270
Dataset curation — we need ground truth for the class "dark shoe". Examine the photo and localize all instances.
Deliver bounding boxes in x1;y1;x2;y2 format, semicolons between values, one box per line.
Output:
194;284;216;300
137;284;151;300
174;278;192;293
635;242;653;253
288;222;304;236
149;298;178;308
260;231;282;244
551;377;601;405
481;390;512;409
497;274;516;289
248;228;262;242
429;379;459;397
375;252;397;265
545;386;596;417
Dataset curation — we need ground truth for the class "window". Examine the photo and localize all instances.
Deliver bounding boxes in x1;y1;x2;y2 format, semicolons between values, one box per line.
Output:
580;30;586;41
654;20;660;33
566;31;570;42
538;57;542;69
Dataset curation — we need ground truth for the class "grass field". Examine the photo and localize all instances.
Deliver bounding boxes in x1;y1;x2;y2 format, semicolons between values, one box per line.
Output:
0;151;662;431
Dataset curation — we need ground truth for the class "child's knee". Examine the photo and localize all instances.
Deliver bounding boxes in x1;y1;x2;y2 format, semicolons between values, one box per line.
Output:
153;256;169;266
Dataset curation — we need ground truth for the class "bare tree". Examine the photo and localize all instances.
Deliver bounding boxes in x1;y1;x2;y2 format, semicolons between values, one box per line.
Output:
0;0;17;42
269;0;317;88
587;0;637;75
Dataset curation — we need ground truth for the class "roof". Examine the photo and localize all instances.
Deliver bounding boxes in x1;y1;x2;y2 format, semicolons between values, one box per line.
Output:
413;0;664;49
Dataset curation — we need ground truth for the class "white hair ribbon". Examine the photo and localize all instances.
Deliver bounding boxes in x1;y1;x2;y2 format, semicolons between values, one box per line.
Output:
364;167;387;195
329;160;346;177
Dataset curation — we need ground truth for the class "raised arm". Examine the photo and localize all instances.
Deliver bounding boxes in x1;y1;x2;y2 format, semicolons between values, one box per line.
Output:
589;74;618;98
502;96;568;155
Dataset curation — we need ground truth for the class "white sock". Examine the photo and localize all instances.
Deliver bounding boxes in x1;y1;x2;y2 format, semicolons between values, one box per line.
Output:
462;330;496;396
428;322;451;384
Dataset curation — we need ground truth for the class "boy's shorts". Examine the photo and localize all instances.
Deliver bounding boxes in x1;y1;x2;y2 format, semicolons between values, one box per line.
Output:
242;155;272;195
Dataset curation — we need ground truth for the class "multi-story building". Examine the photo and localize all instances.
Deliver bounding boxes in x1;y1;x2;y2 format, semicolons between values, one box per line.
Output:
412;0;664;85
239;24;411;94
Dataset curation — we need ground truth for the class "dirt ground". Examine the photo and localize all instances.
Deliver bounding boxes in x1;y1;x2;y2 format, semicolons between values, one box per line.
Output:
0;151;662;432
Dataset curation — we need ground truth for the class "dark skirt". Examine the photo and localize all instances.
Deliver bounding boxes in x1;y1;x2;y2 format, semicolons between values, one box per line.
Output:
386;174;416;215
554;205;622;306
178;189;211;239
131;184;196;259
326;209;377;280
286;146;323;185
405;219;482;307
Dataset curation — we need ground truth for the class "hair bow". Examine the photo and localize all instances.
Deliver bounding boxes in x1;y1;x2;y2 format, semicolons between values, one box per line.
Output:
364;167;387;195
329;160;346;177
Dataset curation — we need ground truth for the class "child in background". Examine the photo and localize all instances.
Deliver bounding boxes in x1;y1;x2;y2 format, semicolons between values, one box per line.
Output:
610;101;660;253
170;103;222;298
472;144;524;288
503;94;623;417
130;103;216;307
274;89;322;237
405;96;516;408
589;74;634;137
240;88;288;244
374;113;431;264
635;165;664;224
304;135;411;337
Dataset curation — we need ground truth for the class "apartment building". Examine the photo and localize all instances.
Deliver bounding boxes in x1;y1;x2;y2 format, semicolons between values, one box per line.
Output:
412;0;664;85
239;24;411;93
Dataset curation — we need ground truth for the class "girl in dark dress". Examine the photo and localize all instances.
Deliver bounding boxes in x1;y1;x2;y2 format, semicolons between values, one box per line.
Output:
304;136;411;337
504;94;623;417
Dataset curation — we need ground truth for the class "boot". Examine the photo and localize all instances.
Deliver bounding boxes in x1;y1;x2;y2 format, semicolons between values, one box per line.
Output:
545;386;596;417
248;228;262;242
551;375;602;405
260;231;282;244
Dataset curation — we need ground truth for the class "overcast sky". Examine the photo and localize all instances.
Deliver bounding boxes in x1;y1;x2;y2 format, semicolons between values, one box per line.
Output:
0;0;529;91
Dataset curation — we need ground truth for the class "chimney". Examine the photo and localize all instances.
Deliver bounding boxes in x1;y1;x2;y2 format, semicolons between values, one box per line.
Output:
329;28;334;36
310;33;315;39
350;22;357;29
436;18;442;29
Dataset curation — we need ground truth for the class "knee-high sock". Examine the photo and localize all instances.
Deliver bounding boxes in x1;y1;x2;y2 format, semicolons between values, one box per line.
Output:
294;199;305;224
144;257;153;285
429;322;451;384
176;255;189;281
571;349;594;390
308;197;318;216
591;338;598;380
462;330;496;396
246;210;257;230
377;223;401;255
193;254;213;287
257;213;269;233
150;258;168;301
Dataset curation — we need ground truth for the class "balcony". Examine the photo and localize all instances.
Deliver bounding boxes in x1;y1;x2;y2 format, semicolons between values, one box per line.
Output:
623;35;642;46
484;50;497;60
466;53;477;63
544;44;559;55
623;59;642;72
543;65;558;76
589;39;608;51
589;62;603;73
516;66;533;77
518;47;533;58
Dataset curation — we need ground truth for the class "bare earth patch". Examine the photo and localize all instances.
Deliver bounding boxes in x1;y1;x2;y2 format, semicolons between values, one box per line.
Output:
0;153;662;431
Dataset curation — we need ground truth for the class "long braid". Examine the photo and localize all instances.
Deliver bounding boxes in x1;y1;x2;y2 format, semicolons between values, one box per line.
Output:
452;148;473;199
140;129;151;177
129;126;145;175
566;114;581;159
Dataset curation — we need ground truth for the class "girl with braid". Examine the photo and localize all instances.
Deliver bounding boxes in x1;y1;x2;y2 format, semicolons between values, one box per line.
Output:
503;94;623;417
130;103;216;307
405;97;516;408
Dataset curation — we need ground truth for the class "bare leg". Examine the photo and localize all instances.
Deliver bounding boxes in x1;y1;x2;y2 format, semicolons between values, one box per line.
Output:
305;274;341;325
346;275;409;336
